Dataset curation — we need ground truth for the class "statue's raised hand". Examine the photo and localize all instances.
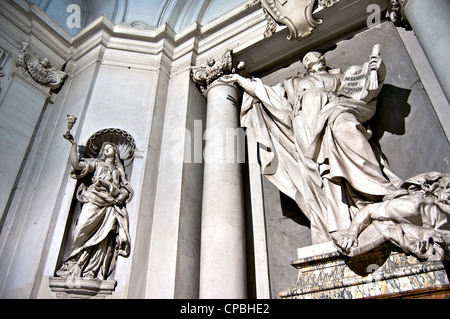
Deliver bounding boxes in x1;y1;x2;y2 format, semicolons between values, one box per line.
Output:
63;132;76;145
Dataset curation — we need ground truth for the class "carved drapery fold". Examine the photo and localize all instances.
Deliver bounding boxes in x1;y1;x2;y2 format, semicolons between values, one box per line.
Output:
16;43;67;91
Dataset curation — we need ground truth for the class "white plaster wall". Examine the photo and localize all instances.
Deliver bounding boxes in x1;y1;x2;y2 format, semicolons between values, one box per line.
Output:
145;70;205;299
0;60;98;298
77;65;156;145
0;76;48;224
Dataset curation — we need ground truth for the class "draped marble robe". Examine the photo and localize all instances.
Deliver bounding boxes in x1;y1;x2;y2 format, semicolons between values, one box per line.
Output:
241;64;402;244
57;145;133;280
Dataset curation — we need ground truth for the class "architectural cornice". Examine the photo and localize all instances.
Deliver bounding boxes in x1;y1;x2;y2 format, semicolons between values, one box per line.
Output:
2;0;392;82
234;0;390;77
0;0;260;79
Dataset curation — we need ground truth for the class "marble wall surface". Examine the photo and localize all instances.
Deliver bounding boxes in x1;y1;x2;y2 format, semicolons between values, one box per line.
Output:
280;242;449;299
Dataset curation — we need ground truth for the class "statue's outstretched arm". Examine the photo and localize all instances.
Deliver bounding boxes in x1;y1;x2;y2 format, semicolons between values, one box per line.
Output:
222;74;257;97
63;134;85;171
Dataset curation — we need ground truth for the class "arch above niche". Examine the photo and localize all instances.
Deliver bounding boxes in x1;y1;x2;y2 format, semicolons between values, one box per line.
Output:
85;128;136;166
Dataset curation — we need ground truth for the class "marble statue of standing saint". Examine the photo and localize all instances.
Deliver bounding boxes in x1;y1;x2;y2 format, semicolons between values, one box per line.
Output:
222;46;403;244
56;125;134;280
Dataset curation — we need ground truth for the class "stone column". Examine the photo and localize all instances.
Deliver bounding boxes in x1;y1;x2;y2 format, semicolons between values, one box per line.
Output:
192;52;247;299
392;0;450;102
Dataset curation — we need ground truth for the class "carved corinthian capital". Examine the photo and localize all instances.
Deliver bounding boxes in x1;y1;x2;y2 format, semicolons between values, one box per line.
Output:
191;51;235;95
16;43;67;91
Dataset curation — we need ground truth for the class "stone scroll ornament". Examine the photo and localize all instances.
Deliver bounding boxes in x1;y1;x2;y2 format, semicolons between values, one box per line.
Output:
16;43;67;91
260;0;337;40
57;116;135;281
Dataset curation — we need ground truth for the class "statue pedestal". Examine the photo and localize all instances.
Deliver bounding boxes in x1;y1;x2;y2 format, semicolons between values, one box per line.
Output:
49;277;116;299
280;242;450;299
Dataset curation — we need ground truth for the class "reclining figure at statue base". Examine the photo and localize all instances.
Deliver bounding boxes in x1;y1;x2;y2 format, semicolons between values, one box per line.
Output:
332;172;450;262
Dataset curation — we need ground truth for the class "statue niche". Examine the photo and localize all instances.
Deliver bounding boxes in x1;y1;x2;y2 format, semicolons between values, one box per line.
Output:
55;118;135;284
223;44;450;263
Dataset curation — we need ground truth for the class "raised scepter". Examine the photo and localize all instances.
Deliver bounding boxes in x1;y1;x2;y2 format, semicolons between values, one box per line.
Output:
368;44;381;91
64;115;77;141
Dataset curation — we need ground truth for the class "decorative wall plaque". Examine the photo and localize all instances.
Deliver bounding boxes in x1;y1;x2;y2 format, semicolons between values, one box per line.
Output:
260;0;324;40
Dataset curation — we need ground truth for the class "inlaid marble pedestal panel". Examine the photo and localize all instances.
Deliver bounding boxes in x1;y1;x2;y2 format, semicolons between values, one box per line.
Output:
280;242;449;299
49;277;116;299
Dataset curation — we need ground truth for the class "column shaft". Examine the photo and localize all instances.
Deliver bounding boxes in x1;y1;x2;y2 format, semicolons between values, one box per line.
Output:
402;0;450;101
199;82;247;299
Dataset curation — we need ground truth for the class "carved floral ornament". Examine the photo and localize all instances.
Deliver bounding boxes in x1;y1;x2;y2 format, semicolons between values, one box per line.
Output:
191;51;236;95
16;42;67;91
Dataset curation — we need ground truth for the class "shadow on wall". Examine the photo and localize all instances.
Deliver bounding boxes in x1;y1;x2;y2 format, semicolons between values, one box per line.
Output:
370;84;412;142
280;192;310;228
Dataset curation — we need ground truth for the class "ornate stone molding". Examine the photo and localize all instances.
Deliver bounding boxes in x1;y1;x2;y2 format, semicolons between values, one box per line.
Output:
317;0;338;8
280;242;450;299
388;0;411;29
263;8;279;38
191;51;235;95
49;277;116;299
16;43;67;91
261;0;328;40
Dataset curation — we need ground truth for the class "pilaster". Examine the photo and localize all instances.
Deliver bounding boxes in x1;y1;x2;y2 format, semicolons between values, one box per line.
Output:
390;0;450;102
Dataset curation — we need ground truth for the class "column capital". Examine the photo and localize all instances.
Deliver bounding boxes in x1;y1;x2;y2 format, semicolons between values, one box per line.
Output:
191;51;245;97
